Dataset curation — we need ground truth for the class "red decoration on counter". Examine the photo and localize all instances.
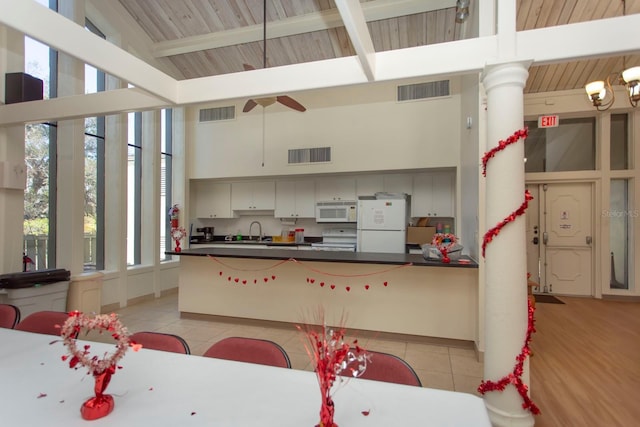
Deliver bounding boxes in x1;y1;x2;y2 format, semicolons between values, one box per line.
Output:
478;298;540;415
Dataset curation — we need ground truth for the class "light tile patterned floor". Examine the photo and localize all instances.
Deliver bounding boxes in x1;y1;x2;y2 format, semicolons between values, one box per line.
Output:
110;292;483;395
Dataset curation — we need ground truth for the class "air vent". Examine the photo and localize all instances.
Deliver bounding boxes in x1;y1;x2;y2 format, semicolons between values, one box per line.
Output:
397;80;450;102
199;106;235;122
288;147;331;164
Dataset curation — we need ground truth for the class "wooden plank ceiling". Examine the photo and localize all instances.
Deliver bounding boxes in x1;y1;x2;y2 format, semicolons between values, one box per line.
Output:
117;0;640;94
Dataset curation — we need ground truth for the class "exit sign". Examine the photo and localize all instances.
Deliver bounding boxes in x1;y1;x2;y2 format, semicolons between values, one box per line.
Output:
538;115;559;128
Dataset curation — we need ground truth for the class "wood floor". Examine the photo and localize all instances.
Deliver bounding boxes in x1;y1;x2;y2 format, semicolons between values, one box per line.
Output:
530;296;640;427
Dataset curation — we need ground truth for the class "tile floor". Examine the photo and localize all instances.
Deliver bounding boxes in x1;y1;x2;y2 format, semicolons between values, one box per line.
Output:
108;292;483;395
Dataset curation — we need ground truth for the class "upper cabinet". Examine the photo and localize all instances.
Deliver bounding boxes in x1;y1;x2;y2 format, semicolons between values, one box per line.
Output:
231;181;276;211
275;180;315;218
357;174;413;197
193;182;232;219
315;177;356;201
412;173;455;217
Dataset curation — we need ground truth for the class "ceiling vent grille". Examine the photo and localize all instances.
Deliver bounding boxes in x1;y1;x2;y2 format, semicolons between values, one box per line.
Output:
397;80;450;102
288;147;331;164
199;106;235;122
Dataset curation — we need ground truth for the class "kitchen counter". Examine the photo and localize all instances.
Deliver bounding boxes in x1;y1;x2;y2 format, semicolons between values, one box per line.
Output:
170;246;478;268
172;244;481;346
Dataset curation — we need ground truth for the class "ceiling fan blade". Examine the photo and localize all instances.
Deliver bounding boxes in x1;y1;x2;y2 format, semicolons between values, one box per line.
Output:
243;63;256;71
243;99;258;112
277;95;306;112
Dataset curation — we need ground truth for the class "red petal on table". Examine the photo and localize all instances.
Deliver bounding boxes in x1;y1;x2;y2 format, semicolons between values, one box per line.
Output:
365;285;370;290
61;355;68;361
132;343;143;352
383;281;388;287
346;286;351;292
330;285;336;290
149;387;154;391
37;393;47;399
362;410;370;416
191;412;196;416
242;280;247;284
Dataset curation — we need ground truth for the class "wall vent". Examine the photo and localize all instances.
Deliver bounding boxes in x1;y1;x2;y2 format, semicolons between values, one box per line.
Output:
397;80;450;102
199;106;235;122
288;147;331;164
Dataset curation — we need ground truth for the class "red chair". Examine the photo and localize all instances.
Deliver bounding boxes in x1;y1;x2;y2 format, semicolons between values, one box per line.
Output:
0;304;21;329
130;331;190;354
203;337;291;368
15;310;71;337
347;349;422;387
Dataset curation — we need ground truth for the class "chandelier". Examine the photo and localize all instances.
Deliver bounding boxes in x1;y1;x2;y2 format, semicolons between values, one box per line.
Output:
585;66;640;111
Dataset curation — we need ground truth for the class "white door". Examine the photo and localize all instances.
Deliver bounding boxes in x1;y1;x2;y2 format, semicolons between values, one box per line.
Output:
525;183;593;296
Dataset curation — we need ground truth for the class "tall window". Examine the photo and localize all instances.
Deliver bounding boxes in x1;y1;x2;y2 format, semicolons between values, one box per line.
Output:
160;109;173;260
23;0;58;271
127;112;142;265
610;114;629;170
84;20;106;271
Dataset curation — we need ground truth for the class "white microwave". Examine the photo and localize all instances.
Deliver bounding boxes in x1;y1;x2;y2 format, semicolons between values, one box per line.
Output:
315;201;357;223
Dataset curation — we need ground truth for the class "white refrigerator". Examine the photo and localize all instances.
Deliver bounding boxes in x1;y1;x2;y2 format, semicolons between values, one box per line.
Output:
357;195;409;253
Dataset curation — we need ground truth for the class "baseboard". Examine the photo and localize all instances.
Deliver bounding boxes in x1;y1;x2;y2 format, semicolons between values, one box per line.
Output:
101;302;119;313
160;287;178;297
602;294;640;302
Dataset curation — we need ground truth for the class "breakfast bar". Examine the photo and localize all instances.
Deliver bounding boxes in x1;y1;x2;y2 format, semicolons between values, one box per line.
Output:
170;247;480;345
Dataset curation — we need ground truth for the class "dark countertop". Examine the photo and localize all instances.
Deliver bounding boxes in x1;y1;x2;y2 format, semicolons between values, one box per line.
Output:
167;246;478;269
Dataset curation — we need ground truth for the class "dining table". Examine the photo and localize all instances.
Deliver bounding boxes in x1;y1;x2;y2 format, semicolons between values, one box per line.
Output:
0;328;492;426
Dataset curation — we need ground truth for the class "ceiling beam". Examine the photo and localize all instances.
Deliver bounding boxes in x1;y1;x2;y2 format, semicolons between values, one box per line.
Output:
335;0;376;81
0;0;178;103
152;0;456;58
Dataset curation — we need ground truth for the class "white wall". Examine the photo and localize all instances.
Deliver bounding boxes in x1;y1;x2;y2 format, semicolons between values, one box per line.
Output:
189;77;461;179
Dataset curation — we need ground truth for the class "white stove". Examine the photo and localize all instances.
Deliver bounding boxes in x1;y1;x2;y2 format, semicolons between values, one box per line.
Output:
311;229;357;252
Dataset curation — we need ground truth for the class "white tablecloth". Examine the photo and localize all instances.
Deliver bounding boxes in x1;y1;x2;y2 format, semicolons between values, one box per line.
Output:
0;328;491;426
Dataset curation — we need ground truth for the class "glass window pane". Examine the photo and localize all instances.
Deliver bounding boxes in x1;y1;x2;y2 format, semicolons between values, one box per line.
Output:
84;130;98;270
610;114;628;170
608;180;631;290
525;118;595;172
24;124;52;270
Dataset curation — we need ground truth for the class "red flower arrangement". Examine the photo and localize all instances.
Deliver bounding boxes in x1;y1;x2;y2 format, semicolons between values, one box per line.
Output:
60;312;137;420
430;233;458;263
297;313;369;427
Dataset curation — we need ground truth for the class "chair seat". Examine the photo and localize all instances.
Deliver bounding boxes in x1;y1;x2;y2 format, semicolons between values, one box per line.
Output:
0;304;21;329
203;337;291;368
15;310;71;336
130;331;190;354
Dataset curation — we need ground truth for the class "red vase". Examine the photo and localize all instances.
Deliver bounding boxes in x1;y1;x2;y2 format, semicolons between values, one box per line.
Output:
316;388;337;427
80;368;115;420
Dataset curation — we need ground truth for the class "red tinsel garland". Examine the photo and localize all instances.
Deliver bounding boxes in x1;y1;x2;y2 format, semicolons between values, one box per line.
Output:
479;126;540;415
478;299;540;415
481;128;528;177
482;190;533;257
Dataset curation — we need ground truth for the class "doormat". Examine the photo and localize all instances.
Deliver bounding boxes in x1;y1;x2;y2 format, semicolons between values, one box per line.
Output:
534;294;565;304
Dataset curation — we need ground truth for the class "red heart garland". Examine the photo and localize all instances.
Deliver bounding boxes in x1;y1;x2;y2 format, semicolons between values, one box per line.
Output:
234;278;239;283
365;285;370;290
310;278;315;283
320;282;325;287
383;282;388;287
227;276;231;281
242;280;247;285
263;277;269;283
330;285;335;290
345;286;351;292
219;271;223;276
272;275;276;280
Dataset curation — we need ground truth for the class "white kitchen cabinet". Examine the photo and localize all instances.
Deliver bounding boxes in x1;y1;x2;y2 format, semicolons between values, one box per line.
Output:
356;175;383;196
383;174;413;195
315;177;356;201
275;180;315;218
231;181;275;211
412;173;455;217
193;181;232;218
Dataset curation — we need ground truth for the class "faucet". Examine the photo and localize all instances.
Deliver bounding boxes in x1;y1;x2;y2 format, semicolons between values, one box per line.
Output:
249;221;262;241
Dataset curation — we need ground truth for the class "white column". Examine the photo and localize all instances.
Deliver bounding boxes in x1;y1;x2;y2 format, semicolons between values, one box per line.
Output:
481;61;534;427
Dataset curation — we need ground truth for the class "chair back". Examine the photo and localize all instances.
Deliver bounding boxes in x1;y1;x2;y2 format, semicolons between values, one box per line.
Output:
349;349;422;387
130;331;190;354
15;311;70;336
203;337;291;368
0;304;21;329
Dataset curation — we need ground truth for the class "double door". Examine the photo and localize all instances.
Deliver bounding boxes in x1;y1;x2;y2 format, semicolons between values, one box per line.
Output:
526;182;593;296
